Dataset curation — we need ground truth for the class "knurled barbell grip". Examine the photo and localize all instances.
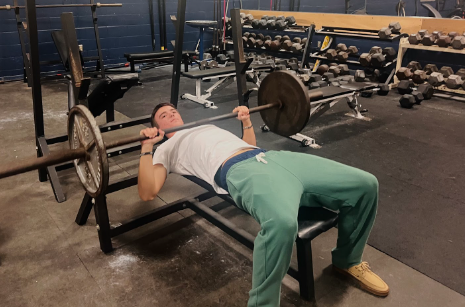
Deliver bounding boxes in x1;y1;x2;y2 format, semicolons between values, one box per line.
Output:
105;103;279;150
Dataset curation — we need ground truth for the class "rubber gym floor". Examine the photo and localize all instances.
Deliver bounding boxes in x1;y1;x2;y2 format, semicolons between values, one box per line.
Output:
0;66;464;306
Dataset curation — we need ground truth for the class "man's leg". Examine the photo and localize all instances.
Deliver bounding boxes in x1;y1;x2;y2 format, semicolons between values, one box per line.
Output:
226;158;304;307
261;151;388;296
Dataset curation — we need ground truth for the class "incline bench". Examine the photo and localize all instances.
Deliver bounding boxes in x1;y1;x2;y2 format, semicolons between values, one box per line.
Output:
181;64;274;108
75;172;338;301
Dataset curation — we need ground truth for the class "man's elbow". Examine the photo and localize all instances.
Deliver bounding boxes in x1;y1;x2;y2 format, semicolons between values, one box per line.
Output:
138;188;157;202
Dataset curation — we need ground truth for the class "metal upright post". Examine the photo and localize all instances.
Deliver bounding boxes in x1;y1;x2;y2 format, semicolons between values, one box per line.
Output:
230;9;247;106
90;0;105;77
25;0;47;182
170;0;186;107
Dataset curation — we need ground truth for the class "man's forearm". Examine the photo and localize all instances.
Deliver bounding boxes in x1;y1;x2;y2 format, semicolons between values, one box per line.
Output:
242;119;256;146
138;144;156;200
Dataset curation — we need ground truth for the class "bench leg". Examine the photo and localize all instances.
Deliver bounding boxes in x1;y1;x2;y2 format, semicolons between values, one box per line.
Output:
130;61;135;73
296;238;316;301
94;195;113;253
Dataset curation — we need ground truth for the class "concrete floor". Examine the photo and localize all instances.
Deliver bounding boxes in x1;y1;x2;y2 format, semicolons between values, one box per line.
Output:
0;76;464;307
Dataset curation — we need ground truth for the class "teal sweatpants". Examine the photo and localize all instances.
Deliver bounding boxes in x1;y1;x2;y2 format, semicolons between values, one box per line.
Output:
225;151;378;307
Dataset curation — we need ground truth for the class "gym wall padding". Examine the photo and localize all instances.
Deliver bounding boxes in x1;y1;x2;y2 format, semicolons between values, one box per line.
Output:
0;0;206;80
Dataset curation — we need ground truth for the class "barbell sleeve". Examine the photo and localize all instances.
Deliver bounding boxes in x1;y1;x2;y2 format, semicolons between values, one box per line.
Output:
0;148;86;179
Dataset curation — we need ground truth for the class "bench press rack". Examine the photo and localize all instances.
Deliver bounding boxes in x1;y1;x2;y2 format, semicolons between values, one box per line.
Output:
20;0;186;203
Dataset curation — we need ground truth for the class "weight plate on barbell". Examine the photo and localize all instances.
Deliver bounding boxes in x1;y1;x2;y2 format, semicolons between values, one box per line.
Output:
258;71;310;137
68;105;109;198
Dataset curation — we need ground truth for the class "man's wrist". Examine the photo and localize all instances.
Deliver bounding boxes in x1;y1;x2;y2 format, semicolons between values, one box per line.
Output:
141;144;154;153
242;119;252;126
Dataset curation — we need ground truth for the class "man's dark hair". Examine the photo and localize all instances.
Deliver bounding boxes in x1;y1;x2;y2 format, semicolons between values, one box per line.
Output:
151;103;176;127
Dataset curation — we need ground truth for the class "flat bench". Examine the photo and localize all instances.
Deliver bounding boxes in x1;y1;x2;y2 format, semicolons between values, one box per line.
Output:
124;50;193;73
75;173;338;301
180;64;274;108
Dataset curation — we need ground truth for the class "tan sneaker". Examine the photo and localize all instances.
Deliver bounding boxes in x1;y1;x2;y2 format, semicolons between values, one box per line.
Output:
333;261;389;297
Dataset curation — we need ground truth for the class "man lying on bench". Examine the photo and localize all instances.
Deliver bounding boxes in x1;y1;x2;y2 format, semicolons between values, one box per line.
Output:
137;103;389;306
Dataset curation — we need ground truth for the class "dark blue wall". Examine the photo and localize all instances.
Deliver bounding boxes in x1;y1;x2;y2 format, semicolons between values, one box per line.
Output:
0;0;459;80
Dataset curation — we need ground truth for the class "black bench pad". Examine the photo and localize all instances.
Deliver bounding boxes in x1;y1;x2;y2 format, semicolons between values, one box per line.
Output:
182;64;274;79
124;51;192;61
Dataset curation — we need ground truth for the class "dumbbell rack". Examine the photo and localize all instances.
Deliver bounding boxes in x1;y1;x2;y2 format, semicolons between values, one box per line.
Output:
392;37;465;95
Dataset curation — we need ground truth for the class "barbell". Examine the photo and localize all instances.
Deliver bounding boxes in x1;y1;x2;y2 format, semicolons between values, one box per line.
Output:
0;71;321;198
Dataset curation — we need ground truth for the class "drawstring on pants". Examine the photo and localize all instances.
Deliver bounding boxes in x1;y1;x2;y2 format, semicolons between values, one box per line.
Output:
255;152;267;164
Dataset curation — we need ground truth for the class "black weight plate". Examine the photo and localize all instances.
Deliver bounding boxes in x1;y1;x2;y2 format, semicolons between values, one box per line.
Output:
258;71;311;136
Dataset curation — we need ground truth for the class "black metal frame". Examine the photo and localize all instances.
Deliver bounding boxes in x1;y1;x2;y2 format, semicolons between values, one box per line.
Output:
21;2;152;202
75;171;337;301
12;0;113;84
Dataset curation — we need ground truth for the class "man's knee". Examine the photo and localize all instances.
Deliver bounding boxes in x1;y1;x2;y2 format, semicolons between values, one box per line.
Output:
263;215;299;243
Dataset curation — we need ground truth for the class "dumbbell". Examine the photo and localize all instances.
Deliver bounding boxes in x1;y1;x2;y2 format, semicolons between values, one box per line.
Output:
399;94;419;108
316;64;330;75
347;46;359;55
408;33;421;45
257;33;265;41
451;36;465;50
427;72;444;86
246;37;256;48
292;37;302;44
439;66;454;78
354;70;366;82
382;47;397;62
396;67;413;80
267;19;276;30
291;43;303;53
325;49;338;60
336;43;348;52
255;39;264;48
397;80;414;94
371;53;385;67
437;35;452;47
407;61;422;72
274;35;282;42
378;27;392;39
370;46;382;54
422;34;435;46
328;66;341;77
412;70;427;84
281;35;290;42
270;40;282;51
301;38;308;46
282;40;292;51
338;64;350;75
445;75;464;89
456;68;465;80
377;84;390;96
251;19;260;29
359;53;371;66
424;64;438;74
264;40;272;50
389;22;402;33
337;51;348;62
